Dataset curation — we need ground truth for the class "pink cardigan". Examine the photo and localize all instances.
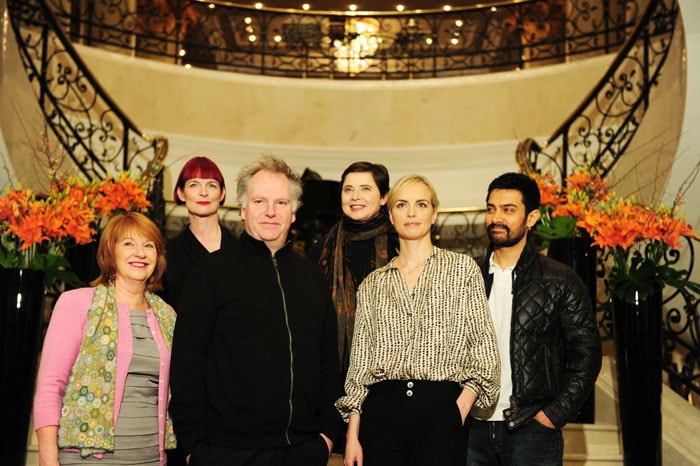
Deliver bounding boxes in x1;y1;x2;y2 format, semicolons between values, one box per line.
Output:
33;287;173;466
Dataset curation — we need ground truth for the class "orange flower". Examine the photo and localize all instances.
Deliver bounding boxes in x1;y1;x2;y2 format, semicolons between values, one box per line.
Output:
1;171;151;287
92;173;151;220
576;193;700;303
530;165;700;303
532;172;563;208
531;166;613;243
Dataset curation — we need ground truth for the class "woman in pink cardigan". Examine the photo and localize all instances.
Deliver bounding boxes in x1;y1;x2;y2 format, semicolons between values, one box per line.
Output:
33;212;176;466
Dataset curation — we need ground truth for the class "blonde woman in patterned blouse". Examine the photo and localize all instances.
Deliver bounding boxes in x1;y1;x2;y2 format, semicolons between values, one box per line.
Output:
336;174;500;466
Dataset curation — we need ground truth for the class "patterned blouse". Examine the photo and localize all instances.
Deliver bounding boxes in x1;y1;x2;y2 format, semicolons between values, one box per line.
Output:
335;246;501;421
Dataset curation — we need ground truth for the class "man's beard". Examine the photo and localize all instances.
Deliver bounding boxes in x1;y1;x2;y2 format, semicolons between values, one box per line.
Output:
487;223;527;248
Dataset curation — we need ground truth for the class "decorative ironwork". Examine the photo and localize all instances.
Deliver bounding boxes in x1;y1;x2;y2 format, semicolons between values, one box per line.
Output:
662;238;700;401
517;0;679;184
596;235;700;401
39;0;636;80
516;0;700;403
6;0;167;196
432;208;490;260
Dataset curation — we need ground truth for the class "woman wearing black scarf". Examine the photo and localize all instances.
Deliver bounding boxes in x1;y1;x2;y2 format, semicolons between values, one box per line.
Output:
308;162;399;377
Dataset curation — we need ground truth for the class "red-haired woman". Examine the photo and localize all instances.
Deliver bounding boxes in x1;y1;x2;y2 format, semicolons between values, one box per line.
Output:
161;156;237;309
162;156;237;465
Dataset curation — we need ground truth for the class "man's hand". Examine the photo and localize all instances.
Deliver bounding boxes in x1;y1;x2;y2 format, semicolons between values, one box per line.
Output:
534;410;556;429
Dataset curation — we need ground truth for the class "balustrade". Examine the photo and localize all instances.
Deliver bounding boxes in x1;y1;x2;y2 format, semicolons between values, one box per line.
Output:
43;0;635;79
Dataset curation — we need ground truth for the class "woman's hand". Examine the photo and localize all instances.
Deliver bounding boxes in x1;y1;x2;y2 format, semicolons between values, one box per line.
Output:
36;426;60;466
344;413;363;466
456;387;477;425
344;435;363;466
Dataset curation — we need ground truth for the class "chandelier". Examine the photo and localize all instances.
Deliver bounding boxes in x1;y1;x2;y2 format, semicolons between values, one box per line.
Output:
333;17;380;75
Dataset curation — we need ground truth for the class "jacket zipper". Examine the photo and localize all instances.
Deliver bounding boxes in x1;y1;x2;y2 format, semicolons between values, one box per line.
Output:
272;255;294;445
509;268;518;410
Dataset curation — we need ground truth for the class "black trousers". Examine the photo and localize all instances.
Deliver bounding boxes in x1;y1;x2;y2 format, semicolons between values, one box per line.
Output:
166;445;187;466
187;435;330;466
359;380;469;466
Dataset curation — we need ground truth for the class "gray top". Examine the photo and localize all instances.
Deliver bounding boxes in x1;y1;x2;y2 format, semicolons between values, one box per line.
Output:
59;311;160;465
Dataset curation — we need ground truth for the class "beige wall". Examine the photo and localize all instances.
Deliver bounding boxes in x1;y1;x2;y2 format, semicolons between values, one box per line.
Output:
73;44;616;207
79;44;613;148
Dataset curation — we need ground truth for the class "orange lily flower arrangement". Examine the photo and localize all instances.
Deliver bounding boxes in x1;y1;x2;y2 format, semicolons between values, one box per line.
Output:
577;195;700;304
0;183;95;289
62;171;152;231
532;166;700;304
0;172;151;290
531;167;613;248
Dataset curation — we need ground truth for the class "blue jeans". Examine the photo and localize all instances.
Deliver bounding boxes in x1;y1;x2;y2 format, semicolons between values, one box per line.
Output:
466;418;563;466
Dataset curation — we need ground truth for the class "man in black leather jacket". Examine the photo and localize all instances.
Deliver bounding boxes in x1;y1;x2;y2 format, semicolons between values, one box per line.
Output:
467;172;602;466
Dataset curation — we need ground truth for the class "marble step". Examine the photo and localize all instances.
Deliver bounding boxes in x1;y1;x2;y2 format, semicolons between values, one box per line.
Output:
563;422;622;465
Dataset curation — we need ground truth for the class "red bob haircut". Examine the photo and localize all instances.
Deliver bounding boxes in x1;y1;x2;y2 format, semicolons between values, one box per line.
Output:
173;156;226;205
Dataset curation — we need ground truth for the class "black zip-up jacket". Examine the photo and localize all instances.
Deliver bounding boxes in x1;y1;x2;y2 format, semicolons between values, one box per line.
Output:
479;239;602;429
169;232;343;455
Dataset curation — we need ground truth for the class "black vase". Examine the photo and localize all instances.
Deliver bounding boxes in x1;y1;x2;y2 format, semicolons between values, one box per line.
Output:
0;267;46;466
547;233;597;300
547;233;597;423
66;240;100;287
611;284;662;466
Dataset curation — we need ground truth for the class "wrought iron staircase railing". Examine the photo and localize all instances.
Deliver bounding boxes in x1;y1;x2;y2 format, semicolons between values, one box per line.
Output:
663;237;700;402
514;0;700;402
39;0;637;80
516;0;679;184
6;0;168;227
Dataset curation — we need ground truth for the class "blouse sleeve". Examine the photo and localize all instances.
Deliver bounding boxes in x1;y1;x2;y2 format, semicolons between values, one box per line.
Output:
456;256;501;409
334;278;374;422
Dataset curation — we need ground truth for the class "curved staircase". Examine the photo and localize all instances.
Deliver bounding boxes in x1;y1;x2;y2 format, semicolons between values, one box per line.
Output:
3;1;700;465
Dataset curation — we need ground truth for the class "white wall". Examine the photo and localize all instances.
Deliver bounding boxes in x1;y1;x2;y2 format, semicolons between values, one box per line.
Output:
670;0;700;228
0;132;9;191
661;0;700;289
68;42;615;208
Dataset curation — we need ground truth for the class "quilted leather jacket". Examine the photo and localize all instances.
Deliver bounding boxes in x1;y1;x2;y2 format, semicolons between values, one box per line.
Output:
479;239;602;430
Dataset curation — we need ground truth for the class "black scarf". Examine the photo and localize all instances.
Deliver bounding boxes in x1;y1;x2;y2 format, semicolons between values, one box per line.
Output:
319;210;393;372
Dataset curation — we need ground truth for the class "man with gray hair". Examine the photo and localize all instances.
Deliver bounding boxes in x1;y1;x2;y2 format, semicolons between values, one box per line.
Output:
170;155;343;465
